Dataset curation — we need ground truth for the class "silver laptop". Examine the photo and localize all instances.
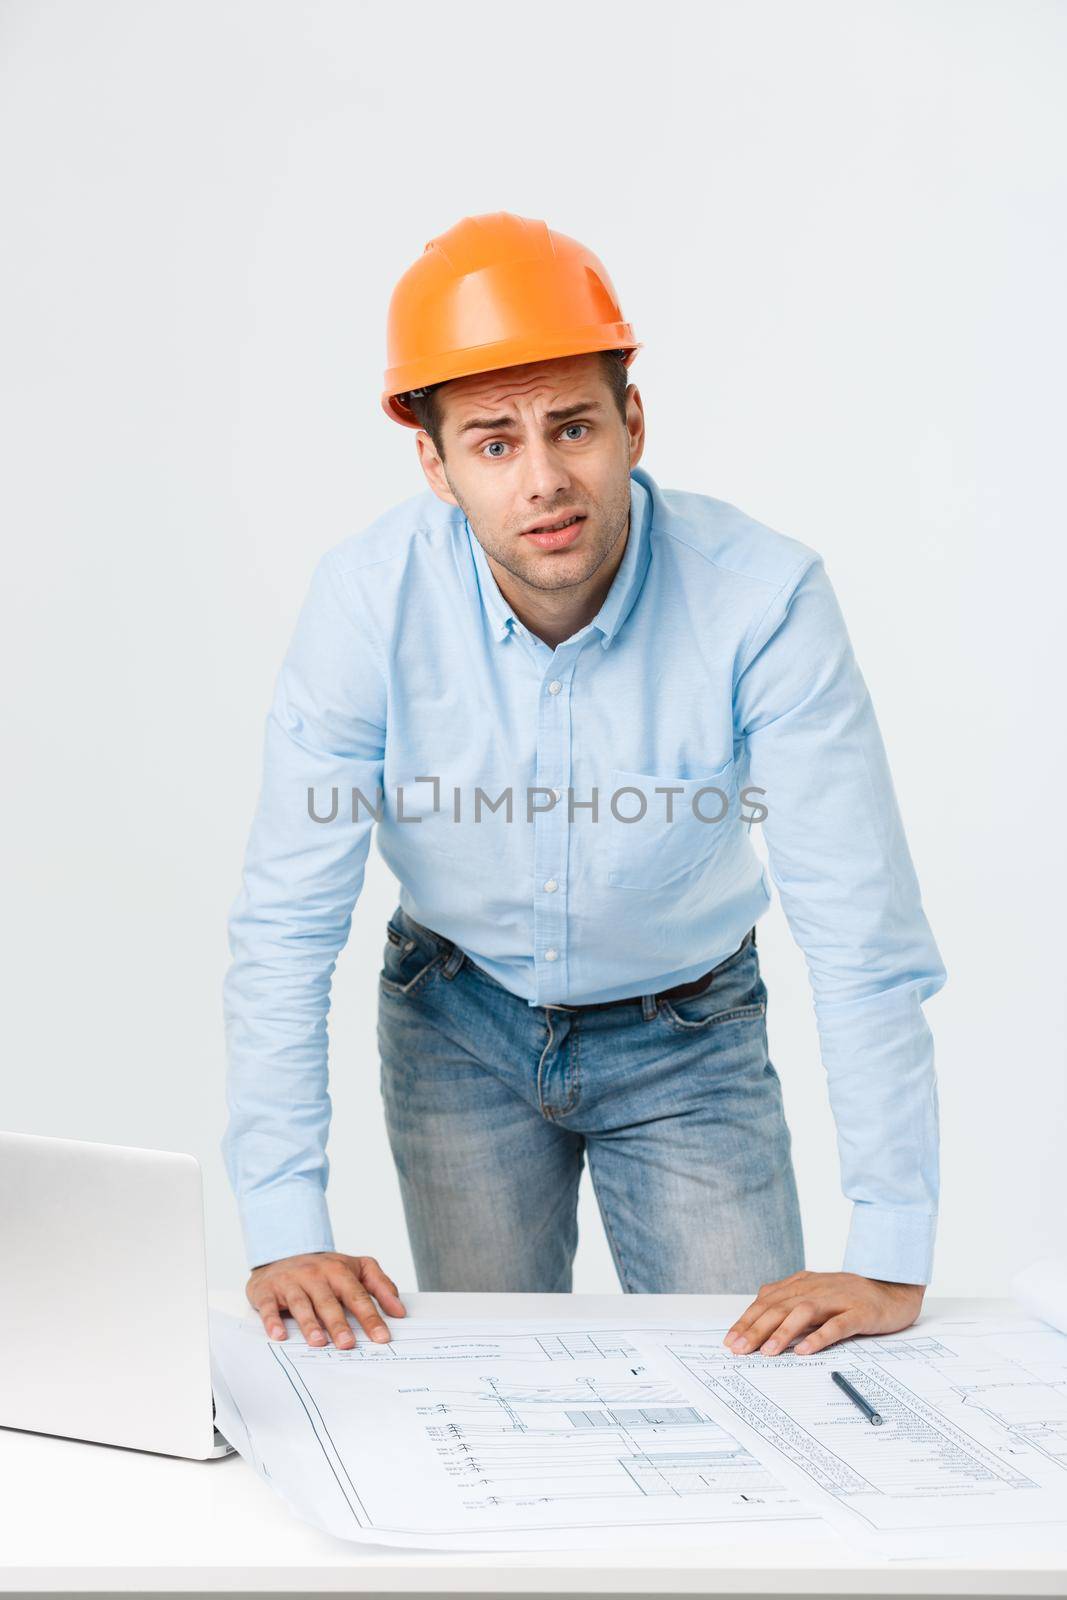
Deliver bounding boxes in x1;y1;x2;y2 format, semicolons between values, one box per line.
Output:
0;1129;234;1460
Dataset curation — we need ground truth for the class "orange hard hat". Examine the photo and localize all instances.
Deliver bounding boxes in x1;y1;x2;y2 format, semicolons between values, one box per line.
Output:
381;212;642;428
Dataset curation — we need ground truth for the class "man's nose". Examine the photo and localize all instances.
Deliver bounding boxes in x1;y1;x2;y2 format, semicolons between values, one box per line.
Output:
518;434;573;502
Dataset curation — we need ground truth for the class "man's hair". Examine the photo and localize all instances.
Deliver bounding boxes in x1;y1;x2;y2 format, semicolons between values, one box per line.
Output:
397;348;631;460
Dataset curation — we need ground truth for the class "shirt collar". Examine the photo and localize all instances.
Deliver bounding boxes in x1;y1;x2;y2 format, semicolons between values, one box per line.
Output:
465;468;653;650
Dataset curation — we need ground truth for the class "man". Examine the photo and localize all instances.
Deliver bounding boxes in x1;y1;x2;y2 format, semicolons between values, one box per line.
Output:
222;211;946;1361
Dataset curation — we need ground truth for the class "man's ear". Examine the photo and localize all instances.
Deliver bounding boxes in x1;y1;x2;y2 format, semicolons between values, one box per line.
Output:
414;431;459;507
625;386;645;469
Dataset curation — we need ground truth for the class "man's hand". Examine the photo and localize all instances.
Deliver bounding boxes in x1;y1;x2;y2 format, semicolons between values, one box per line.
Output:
723;1270;925;1357
246;1251;406;1348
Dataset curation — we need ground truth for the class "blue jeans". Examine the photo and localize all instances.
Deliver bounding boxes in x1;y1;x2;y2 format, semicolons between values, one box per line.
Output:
377;904;805;1295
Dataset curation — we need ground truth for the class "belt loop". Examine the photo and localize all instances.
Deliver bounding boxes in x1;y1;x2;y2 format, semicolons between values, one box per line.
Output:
641;992;659;1022
441;940;463;979
440;943;466;980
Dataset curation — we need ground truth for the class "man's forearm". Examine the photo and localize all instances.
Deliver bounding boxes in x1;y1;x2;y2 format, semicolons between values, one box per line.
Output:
735;554;946;1285
221;552;387;1269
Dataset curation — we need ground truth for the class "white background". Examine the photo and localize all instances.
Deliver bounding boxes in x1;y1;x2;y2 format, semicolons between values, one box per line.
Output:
1;0;1063;1301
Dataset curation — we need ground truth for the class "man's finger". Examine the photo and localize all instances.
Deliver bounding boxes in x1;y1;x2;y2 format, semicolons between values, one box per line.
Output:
725;1293;786;1344
729;1299;820;1354
336;1277;392;1343
726;1305;796;1353
308;1285;356;1348
724;1290;809;1347
794;1310;863;1355
723;1306;760;1345
285;1283;327;1345
249;1289;287;1341
756;1301;826;1355
357;1259;407;1316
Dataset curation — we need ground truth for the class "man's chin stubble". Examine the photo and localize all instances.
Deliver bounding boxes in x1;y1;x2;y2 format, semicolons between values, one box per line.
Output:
509;514;630;593
507;545;615;593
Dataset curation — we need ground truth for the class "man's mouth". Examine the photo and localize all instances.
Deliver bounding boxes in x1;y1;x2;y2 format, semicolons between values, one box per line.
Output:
521;513;586;550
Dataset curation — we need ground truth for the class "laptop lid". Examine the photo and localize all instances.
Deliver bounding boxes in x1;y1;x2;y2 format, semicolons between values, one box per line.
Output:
0;1129;219;1459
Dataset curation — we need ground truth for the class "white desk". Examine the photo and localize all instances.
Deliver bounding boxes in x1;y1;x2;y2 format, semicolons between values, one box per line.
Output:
1;1293;1063;1596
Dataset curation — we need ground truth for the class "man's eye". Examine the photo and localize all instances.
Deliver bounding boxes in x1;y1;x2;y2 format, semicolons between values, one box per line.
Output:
481;424;588;458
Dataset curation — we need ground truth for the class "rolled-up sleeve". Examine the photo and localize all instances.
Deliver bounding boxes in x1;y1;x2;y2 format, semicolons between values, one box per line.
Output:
735;555;947;1285
221;553;386;1270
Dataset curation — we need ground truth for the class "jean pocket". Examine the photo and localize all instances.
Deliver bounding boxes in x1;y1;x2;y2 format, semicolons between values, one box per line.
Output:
379;917;446;996
606;759;738;890
658;943;766;1031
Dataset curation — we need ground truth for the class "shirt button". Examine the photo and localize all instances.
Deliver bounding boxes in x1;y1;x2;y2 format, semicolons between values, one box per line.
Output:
552;788;562;801
548;680;562;694
544;948;558;962
543;878;558;893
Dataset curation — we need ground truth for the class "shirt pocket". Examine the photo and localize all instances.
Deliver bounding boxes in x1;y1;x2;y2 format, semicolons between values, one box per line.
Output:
605;758;738;890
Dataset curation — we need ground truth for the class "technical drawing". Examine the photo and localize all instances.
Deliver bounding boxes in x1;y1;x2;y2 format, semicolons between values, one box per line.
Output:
209;1311;1067;1555
283;1329;645;1363
655;1316;1067;1552
207;1315;812;1544
408;1374;784;1510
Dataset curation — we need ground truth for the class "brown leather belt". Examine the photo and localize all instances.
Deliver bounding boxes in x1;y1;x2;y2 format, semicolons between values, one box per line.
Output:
397;906;757;1013
556;926;756;1011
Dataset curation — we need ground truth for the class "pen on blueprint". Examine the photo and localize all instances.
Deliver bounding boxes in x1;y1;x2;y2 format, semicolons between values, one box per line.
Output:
830;1369;885;1425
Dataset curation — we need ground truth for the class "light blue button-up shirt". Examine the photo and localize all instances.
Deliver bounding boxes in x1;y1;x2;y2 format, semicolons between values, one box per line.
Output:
222;465;946;1281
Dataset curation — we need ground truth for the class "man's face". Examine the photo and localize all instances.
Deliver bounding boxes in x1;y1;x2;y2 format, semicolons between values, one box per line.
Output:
414;353;644;594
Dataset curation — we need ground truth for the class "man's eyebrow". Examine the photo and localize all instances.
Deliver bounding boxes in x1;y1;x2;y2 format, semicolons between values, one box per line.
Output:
455;399;604;437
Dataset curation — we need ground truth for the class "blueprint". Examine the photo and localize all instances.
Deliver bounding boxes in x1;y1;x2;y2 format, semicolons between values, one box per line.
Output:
663;1313;1067;1558
209;1308;1067;1558
208;1310;821;1552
